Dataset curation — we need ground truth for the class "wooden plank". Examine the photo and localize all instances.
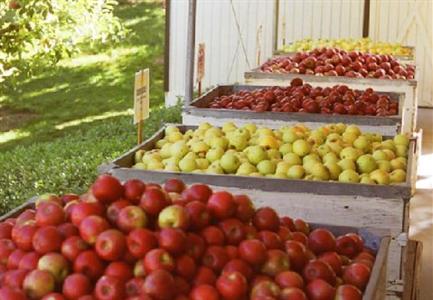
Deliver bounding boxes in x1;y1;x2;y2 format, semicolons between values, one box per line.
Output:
402;240;423;300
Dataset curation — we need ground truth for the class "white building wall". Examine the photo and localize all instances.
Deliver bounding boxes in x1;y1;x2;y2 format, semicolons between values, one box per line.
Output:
166;0;432;107
166;0;275;106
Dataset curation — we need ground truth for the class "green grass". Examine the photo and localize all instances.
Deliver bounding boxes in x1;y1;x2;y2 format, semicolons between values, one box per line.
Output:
0;1;182;214
0;1;166;150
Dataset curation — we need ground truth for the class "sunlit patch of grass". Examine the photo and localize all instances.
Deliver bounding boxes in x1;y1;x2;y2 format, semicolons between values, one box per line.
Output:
55;109;133;130
0;129;31;144
22;83;70;99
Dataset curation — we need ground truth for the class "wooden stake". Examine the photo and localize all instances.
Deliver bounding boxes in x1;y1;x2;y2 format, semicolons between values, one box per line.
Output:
137;120;143;144
198;80;202;97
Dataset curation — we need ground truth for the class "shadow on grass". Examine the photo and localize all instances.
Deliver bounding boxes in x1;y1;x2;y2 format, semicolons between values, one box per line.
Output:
0;1;166;151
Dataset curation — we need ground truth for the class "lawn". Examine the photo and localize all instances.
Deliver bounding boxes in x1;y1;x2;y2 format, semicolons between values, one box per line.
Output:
0;1;181;214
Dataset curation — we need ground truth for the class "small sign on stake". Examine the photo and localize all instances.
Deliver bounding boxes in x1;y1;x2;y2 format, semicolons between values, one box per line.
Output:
197;43;205;97
134;68;150;145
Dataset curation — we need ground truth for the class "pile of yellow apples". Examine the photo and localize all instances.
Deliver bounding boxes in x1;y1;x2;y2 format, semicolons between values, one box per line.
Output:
280;38;413;57
133;122;410;185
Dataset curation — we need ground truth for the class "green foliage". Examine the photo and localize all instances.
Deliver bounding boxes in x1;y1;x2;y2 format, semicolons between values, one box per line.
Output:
0;0;126;86
0;105;181;215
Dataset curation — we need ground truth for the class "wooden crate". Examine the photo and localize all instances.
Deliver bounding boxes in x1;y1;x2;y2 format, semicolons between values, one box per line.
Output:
183;84;405;135
0;199;391;300
98;124;420;291
244;70;418;134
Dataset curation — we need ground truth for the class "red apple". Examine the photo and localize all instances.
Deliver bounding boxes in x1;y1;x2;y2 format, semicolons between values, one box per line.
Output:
79;215;109;245
216;271;248;299
144;248;175;272
57;222;79;239
61;236;89;261
127;228;157;258
95;229;127;261
0;286;27;300
2;269;27;289
126;277;145;297
23;270;55;299
186;201;211;230
16;209;35;226
0;222;13;239
253;207;280;231
140;188;170;216
233;195;255;223
62;273;92;300
238;239;267;265
35;201;65;226
319;252;343;275
12;223;38;251
92;175;124;204
182;184;213;203
207;191;236;220
176;254;197;279
285;240;308;272
164;178;186;193
190;284;220;300
251;280;281;299
95;275;125;300
306;279;336;300
201;246;229;272
342;263;371;291
258;230;284;249
7;249;26;270
18;252;40;270
41;293;65;300
201;226;225;246
107;200;131;224
308;228;336;254
303;260;336;285
261;249;290;276
218;218;245;245
275;271;304;289
193;266;216;286
158;228;187;254
104;261;133;282
222;258;253;280
124;179;146;204
117;206;148;233
32;226;63;254
70;202;103;226
0;239;15;265
143;269;175;300
73;250;104;280
186;233;206;261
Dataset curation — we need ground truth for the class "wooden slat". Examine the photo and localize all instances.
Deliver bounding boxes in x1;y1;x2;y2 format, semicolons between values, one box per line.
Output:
402;240;423;299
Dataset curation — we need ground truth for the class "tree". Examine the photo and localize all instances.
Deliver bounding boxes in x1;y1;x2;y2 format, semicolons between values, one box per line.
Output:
0;0;126;86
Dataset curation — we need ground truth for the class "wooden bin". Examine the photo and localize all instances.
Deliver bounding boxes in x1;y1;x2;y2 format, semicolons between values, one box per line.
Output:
98;124;421;293
183;84;405;135
0;199;393;300
243;71;418;134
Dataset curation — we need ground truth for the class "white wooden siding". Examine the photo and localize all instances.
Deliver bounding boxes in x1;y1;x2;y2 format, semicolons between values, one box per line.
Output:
369;0;432;107
166;0;433;107
166;0;275;106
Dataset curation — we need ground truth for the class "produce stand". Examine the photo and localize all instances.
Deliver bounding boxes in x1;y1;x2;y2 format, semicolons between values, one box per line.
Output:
98;124;421;291
0;198;393;300
243;71;418;134
183;84;405;135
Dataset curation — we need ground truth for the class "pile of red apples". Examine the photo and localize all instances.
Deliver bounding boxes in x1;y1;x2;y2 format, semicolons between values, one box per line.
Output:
260;48;415;80
208;78;398;116
0;175;376;300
